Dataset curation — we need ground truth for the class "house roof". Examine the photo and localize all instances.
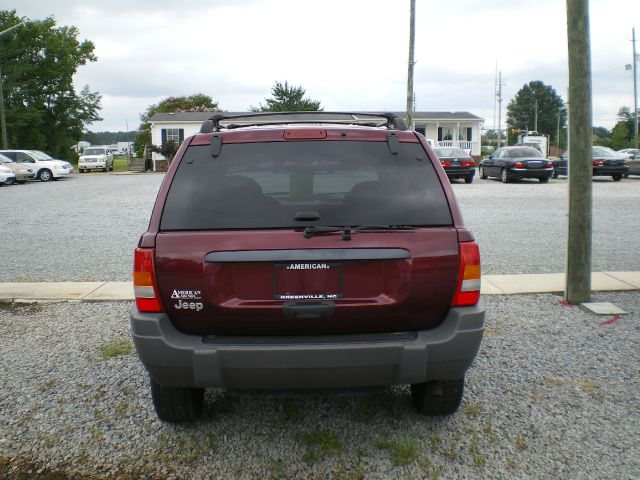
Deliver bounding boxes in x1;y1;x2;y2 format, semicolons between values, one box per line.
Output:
148;111;484;123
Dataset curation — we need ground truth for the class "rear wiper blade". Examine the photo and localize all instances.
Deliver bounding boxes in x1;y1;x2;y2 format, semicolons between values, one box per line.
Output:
303;224;416;240
352;225;416;231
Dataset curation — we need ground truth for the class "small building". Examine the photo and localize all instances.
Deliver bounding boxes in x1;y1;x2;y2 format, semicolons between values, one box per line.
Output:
148;111;484;169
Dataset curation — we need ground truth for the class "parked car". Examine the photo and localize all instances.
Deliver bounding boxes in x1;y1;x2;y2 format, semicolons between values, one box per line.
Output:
0;164;15;185
433;147;476;183
0;150;73;181
479;146;553;183
617;148;640;177
78;147;114;172
552;146;629;181
131;112;485;423
0;153;35;184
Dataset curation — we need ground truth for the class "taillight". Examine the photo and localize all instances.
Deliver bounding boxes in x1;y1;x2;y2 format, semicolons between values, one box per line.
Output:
441;161;451;167
461;161;475;167
514;161;525;168
133;248;163;312
451;242;481;307
546;161;553;168
593;160;603;166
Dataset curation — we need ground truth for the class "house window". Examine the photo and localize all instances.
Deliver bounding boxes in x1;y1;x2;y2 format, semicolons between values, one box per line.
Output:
161;128;185;145
415;124;426;136
166;129;180;143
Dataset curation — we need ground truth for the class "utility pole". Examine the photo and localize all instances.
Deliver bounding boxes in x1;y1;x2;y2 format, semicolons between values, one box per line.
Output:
406;0;416;130
556;109;561;155
534;98;538;132
633;27;638;149
565;0;593;304
497;71;504;147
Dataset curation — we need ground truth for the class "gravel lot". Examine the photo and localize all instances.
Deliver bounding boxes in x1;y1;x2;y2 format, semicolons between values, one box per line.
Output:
1;292;638;479
1;173;639;282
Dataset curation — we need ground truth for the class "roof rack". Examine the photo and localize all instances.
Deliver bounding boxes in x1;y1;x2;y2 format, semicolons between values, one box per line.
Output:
199;111;408;133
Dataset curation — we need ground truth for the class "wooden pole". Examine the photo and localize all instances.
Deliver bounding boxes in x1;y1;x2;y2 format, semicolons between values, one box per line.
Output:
406;0;415;130
565;0;593;304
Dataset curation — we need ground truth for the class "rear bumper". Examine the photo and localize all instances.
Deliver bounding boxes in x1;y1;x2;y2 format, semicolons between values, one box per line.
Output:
444;167;475;178
509;167;553;179
130;303;485;389
593;166;629;176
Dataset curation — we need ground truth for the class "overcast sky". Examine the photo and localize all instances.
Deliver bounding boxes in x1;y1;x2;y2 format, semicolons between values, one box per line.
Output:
9;0;640;131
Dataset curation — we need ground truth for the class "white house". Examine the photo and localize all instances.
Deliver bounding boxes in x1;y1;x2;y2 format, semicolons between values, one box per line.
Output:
148;111;484;167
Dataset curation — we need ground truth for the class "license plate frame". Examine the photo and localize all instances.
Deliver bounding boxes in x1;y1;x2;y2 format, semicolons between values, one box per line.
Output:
272;262;344;300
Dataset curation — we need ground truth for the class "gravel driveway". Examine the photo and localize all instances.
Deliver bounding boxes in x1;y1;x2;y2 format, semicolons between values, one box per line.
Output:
2;174;639;282
1;292;638;479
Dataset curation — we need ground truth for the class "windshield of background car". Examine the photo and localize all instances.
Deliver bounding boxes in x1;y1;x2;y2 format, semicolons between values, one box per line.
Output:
31;151;53;161
434;148;468;157
509;147;543;158
83;148;105;155
161;140;453;230
592;146;619;158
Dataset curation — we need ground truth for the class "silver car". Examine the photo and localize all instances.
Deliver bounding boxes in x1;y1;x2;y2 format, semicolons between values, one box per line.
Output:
0;153;35;184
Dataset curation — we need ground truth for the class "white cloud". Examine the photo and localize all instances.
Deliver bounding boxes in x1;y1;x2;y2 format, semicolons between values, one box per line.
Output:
10;0;640;130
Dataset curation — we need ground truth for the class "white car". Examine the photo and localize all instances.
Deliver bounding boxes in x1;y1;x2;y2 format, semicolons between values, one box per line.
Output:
0;150;74;181
78;147;114;173
0;164;16;185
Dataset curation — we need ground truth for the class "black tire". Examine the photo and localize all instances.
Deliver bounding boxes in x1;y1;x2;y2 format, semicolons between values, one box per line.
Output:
38;169;52;181
17;180;26;184
464;175;474;184
5;177;16;185
102;165;108;172
612;174;622;182
539;176;549;183
150;378;204;423
479;166;487;179
411;378;465;416
552;171;559;179
501;168;510;183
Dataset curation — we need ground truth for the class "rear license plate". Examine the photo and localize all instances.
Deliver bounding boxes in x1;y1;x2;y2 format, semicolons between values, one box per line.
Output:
273;263;343;300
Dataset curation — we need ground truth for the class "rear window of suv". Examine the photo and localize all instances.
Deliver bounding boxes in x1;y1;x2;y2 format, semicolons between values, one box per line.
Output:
160;140;452;230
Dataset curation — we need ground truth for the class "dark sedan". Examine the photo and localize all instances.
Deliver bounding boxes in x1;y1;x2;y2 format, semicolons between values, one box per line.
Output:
433;147;476;183
479;146;553;183
552;146;629;181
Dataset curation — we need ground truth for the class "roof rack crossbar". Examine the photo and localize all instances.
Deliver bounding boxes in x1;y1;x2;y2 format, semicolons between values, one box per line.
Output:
199;111;408;133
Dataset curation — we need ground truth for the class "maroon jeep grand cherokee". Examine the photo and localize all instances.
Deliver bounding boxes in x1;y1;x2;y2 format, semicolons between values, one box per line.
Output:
131;112;484;423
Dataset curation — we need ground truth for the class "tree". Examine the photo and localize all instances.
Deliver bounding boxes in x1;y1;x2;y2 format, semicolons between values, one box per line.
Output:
506;81;566;146
608;106;638;150
592;126;612;147
481;129;506;148
0;10;101;159
133;94;219;156
251;81;322;112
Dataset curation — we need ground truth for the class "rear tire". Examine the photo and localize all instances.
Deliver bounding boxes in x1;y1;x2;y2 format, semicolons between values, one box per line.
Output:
411;378;465;416
501;168;510;183
539;176;549;183
479;166;487;179
552;171;559;179
150;378;204;423
464;175;474;184
612;174;622;182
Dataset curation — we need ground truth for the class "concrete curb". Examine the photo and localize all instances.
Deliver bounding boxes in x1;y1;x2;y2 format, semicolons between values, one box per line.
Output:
0;272;638;303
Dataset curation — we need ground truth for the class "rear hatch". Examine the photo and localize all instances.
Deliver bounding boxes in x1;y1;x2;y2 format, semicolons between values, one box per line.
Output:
154;133;459;336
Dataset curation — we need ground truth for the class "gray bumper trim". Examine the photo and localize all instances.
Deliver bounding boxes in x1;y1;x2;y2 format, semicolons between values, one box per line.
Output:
130;303;485;389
